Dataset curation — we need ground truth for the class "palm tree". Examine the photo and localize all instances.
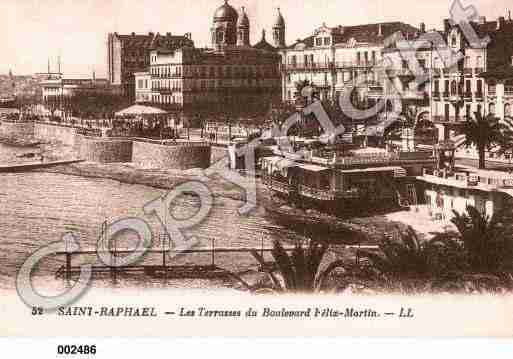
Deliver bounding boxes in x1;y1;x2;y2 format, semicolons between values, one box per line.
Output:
250;239;346;293
460;112;503;169
449;205;513;274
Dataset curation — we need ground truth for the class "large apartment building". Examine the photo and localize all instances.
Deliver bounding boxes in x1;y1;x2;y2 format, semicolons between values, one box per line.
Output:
107;31;194;100
134;1;283;116
279;21;420;103
383;15;513;131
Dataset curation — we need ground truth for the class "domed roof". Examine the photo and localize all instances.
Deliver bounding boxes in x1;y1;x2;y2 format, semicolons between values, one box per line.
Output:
237;6;249;27
253;30;277;52
274;8;285;28
214;1;238;22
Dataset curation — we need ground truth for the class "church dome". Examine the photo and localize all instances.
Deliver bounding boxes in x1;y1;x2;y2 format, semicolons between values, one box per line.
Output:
214;1;238;22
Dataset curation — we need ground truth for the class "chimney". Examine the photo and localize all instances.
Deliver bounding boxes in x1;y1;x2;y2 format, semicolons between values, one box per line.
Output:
166;32;171;37
149;32;154;36
498;16;506;30
131;32;136;36
443;19;451;33
378;23;383;36
420;22;426;33
478;16;486;24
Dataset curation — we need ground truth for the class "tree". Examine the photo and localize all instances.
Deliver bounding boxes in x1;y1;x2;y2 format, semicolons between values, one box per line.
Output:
449;205;513;274
460;112;503;169
250;239;346;293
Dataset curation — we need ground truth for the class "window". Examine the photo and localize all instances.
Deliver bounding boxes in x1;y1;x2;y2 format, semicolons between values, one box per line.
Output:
477;80;483;94
476;56;483;69
137;80;143;89
316;38;322;46
371;51;376;64
489;103;496;115
402;60;408;69
466;104;471;118
506;103;512;117
324;37;331;46
451;80;457;95
465;80;471;93
451;35;457;47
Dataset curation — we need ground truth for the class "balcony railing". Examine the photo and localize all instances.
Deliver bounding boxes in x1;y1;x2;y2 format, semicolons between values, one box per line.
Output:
334;61;378;69
298;185;335;201
474;68;485;75
402;90;428;100
283;62;332;71
505;87;513;96
475;91;484;99
433;68;442;77
464;68;473;76
265;179;292;194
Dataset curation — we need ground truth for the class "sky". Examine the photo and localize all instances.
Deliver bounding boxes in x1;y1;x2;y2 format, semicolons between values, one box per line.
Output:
1;0;511;77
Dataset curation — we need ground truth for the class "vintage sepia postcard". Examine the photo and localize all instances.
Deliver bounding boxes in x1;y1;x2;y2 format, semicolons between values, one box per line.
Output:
2;0;513;347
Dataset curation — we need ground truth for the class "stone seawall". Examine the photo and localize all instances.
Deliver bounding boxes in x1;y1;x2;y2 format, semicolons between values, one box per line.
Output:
74;136;133;163
0;122;35;141
34;123;76;146
132;141;211;169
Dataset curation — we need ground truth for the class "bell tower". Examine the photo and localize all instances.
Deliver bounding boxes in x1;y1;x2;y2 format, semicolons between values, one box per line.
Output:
273;7;286;48
237;6;250;46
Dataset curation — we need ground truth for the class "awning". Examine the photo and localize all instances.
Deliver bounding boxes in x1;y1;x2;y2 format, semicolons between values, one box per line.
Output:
296;163;330;172
115;105;168;117
340;166;404;174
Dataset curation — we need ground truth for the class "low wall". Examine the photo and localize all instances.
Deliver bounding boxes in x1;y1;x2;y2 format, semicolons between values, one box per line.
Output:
132;140;211;169
0;121;35;141
74;136;133;163
34;123;76;146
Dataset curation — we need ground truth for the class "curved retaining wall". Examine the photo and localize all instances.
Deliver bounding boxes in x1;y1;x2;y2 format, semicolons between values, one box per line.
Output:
74;136;133;163
0;122;35;141
34;123;76;146
132;141;211;169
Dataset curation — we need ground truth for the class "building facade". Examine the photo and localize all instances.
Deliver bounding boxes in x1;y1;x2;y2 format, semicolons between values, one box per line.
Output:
374;16;513;137
107;32;194;100
280;22;419;103
134;1;283;116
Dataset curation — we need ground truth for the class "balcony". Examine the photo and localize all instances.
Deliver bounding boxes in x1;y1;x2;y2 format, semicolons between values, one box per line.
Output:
263;178;292;194
298;185;335;201
474;68;485;76
282;62;332;71
433;68;442;77
442;91;450;98
402;90;428;101
475;92;484;100
505;87;513;97
433;91;441;99
464;68;473;77
334;61;378;69
463;91;473;99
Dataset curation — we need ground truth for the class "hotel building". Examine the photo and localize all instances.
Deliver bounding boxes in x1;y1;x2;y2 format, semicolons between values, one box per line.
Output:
134;1;283;116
